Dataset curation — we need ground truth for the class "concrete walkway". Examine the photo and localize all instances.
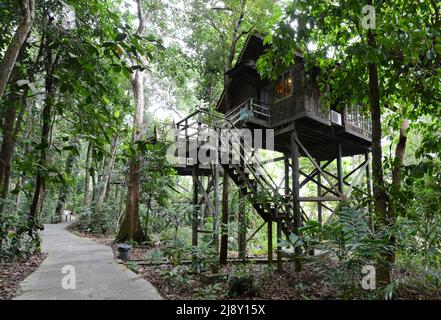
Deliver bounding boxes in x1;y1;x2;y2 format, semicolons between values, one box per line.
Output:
15;223;162;300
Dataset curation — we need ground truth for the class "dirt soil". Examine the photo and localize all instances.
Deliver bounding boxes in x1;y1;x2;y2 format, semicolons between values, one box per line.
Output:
69;227;441;300
0;253;47;300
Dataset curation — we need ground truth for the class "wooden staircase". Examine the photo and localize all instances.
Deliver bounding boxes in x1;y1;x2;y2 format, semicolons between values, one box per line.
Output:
175;107;306;239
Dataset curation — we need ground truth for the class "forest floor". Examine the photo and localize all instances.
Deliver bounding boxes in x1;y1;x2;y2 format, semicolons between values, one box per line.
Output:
70;228;441;300
0;253;47;300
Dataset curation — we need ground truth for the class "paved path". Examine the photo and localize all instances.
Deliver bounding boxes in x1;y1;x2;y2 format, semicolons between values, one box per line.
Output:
15;223;162;300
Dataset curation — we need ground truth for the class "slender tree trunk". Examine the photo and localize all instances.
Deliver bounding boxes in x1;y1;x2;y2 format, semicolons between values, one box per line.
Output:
388;119;409;263
94;135;118;227
0;0;35;100
391;120;409;190
55;150;76;221
15;175;24;208
29;25;55;227
116;0;148;243
83;141;93;206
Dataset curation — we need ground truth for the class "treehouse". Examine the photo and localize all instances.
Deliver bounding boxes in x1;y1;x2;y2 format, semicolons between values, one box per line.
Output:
216;34;372;160
170;33;373;269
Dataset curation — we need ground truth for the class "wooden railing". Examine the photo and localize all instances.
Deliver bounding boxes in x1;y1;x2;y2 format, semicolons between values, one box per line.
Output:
174;108;286;213
343;105;372;140
225;98;271;126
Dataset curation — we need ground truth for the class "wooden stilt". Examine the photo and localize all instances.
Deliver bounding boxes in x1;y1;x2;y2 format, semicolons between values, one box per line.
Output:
192;169;199;247
291;132;302;272
268;219;273;265
276;216;282;272
212;155;220;273
238;188;246;261
336;141;343;194
317;160;323;226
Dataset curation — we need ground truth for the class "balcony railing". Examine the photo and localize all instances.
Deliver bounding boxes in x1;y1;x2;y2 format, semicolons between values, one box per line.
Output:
344;105;372;140
225;98;271;127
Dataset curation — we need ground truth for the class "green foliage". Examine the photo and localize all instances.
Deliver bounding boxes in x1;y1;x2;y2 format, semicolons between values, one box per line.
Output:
125;261;140;274
193;283;223;300
146;248;164;264
0;199;40;260
227;264;256;297
190;241;217;274
281;205;392;268
396;161;441;267
158;266;191;293
74;199;120;234
163;237;191;266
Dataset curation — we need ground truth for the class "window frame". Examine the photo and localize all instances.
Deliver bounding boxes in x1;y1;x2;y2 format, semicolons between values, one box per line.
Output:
275;70;294;102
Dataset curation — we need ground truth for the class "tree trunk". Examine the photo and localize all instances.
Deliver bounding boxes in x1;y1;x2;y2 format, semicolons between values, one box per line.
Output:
83;141;93;206
367;25;391;285
116;0;148;243
388;119;409;263
94;135;118;229
55;150;76;222
219;172;229;265
29;25;55;227
0;43;28;208
0;0;35;100
391;120;409;190
96;135;118;208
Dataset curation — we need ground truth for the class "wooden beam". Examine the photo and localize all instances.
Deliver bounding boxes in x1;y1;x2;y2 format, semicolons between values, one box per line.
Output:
298;196;345;202
259;156;286;165
246;221;267;243
299;160;333;189
336;141;343;193
294;133;343;197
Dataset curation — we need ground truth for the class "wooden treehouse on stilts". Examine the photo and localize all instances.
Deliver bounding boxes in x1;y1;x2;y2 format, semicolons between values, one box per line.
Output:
168;34;372;271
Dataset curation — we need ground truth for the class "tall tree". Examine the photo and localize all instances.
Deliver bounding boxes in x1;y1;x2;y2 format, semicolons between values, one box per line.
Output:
116;0;150;242
29;11;59;225
0;0;35;101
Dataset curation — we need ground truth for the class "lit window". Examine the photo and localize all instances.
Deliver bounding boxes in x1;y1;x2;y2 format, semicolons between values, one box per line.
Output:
276;71;293;100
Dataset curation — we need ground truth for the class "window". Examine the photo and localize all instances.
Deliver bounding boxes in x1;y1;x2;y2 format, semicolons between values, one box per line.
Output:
275;71;293;100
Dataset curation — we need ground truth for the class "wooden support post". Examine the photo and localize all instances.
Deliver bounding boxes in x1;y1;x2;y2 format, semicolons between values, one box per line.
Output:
192;169;199;247
276;216;282;272
212;156;220;273
317;160;323;226
238;188;246;261
291;132;302;272
219;172;229;265
365;151;373;230
284;157;290;213
336;141;344;194
267;219;273;265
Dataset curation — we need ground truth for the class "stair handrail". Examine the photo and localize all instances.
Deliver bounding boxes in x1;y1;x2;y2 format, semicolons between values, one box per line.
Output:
180;108;287;215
